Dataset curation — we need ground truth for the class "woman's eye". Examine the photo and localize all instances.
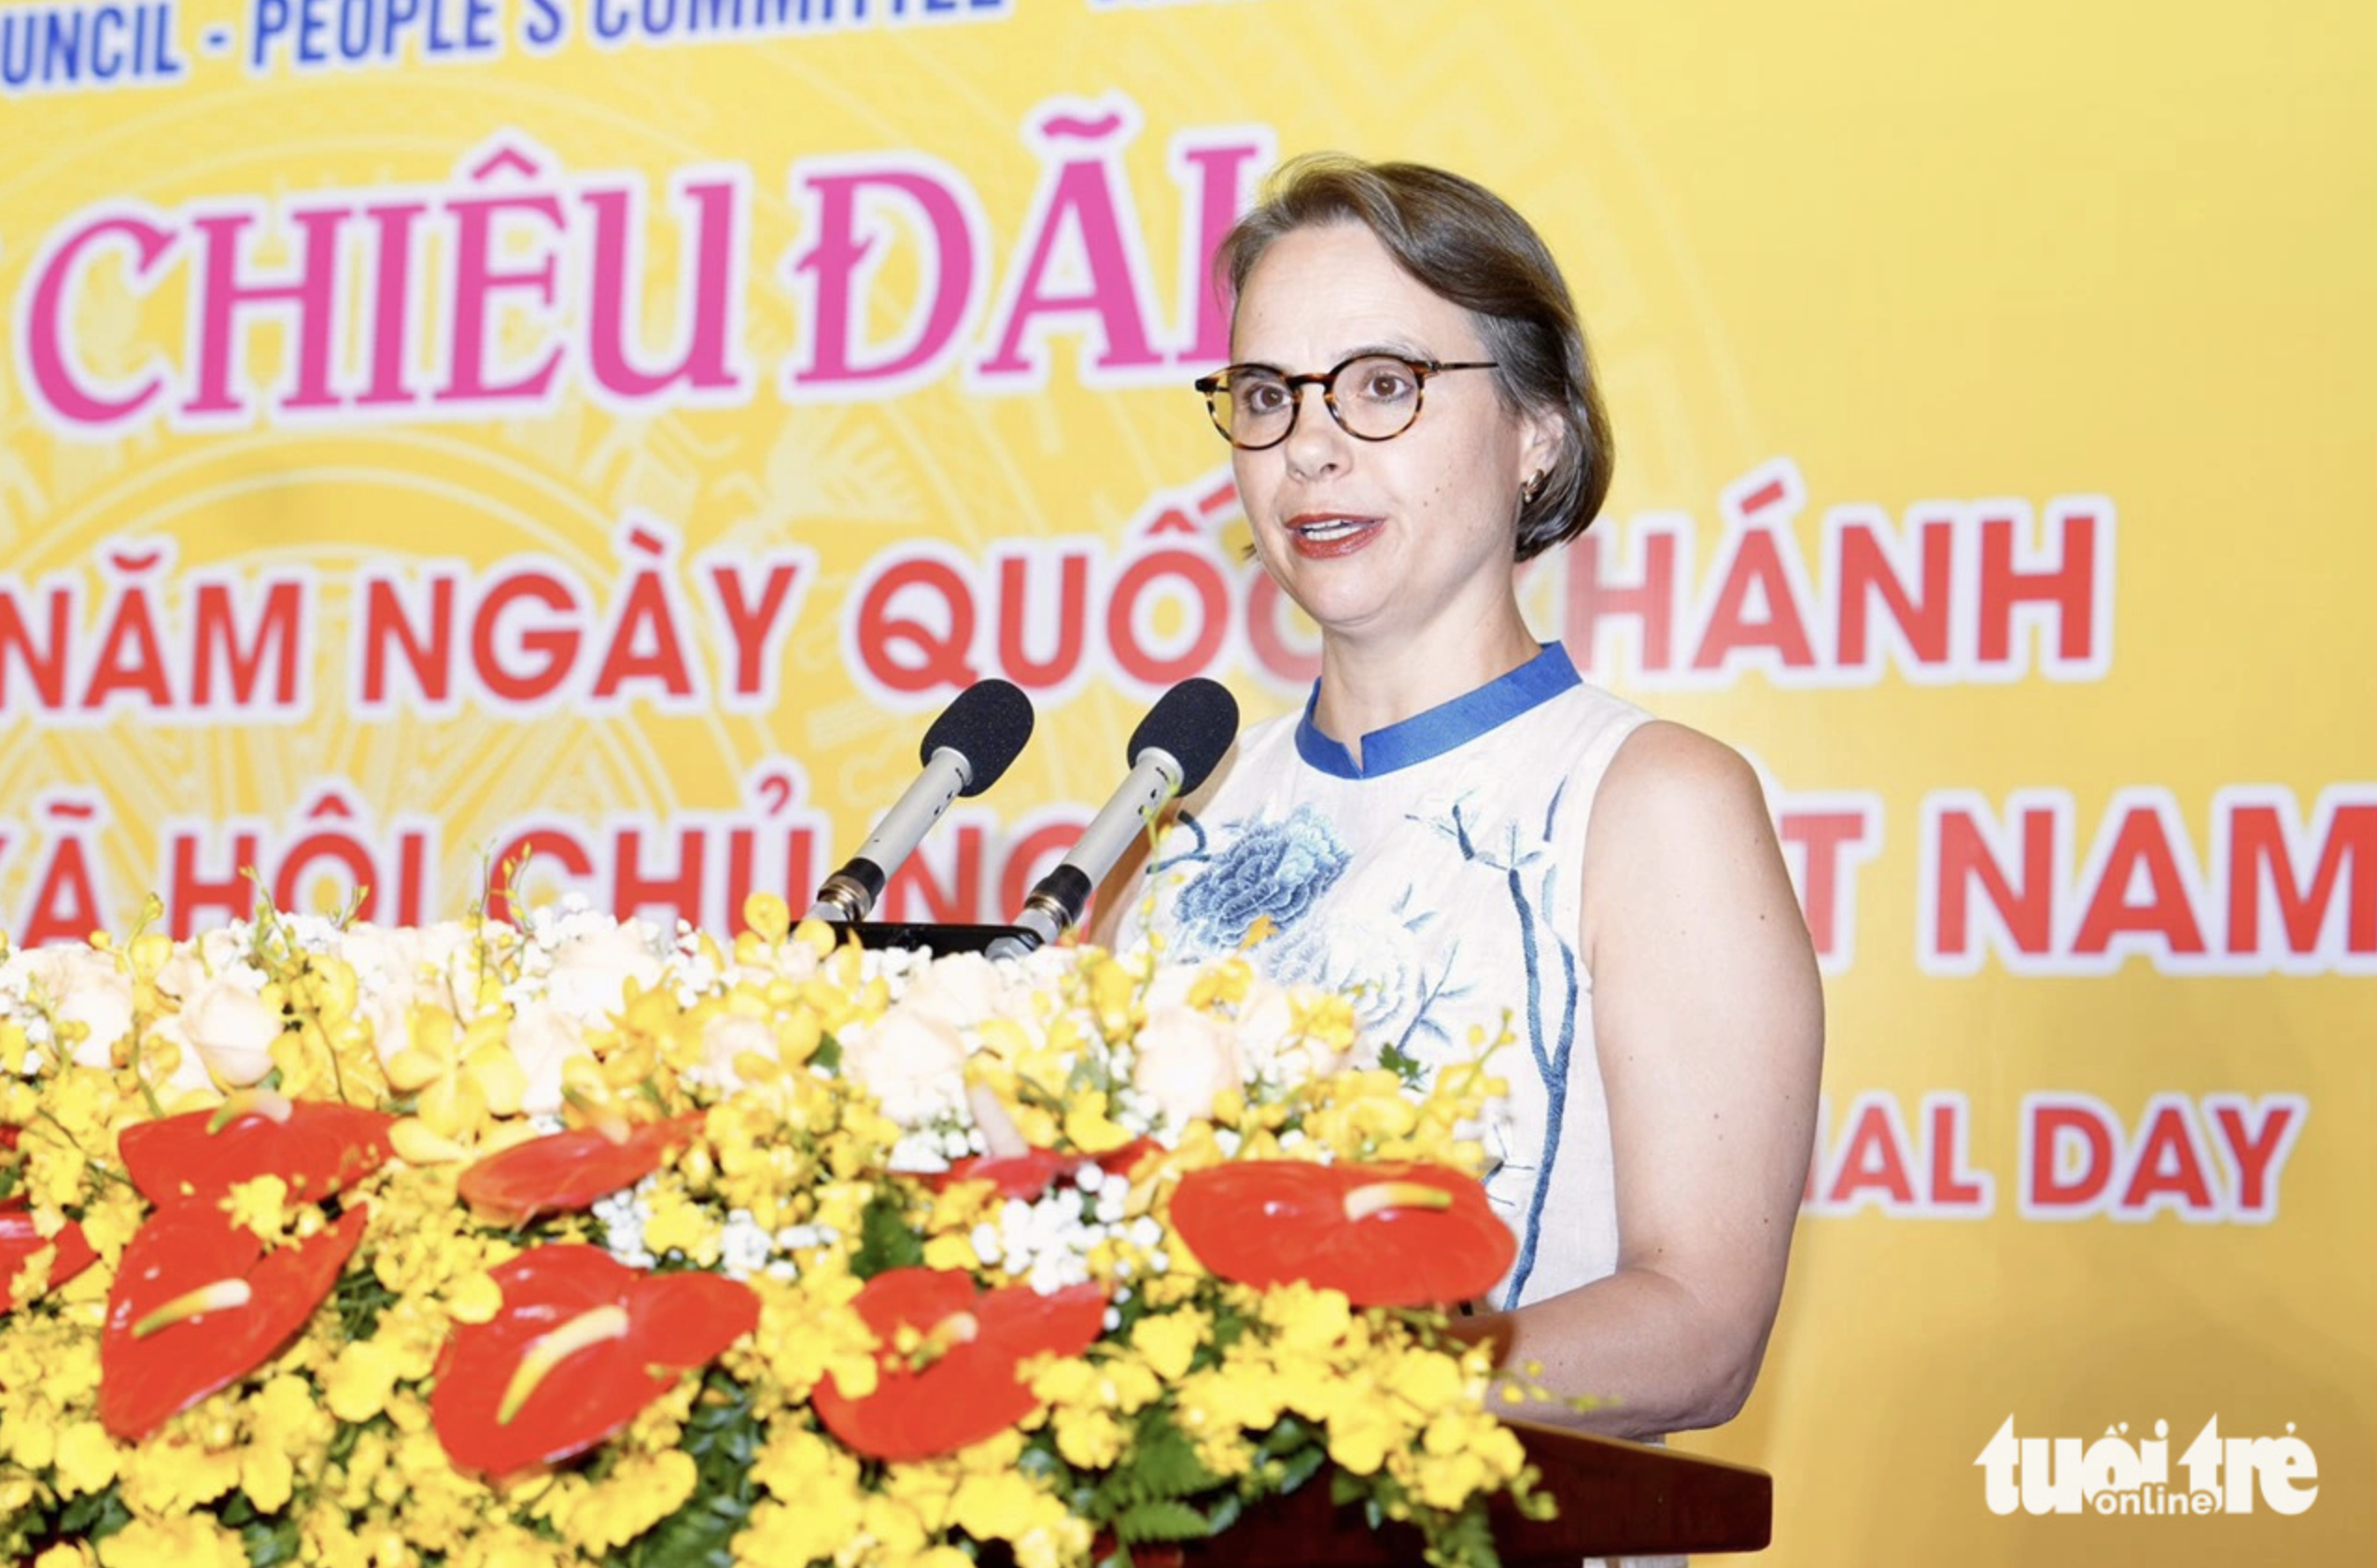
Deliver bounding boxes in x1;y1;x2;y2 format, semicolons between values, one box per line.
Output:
1358;365;1414;401
1238;380;1289;413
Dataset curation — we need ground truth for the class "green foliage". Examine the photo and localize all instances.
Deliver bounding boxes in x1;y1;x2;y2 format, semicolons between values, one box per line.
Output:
618;1367;766;1568
1423;1494;1501;1568
331;1254;401;1341
1271;1438;1329;1496
1376;1040;1427;1090
1107;1407;1223;1506
324;1411;381;1469
1207;1298;1253;1355
1065;1406;1241;1548
1321;1467;1506;1568
9;1480;135;1560
55;1482;134;1538
851;1183;926;1280
1048;1362;1517;1565
219;1492;303;1564
1112;1499;1213;1543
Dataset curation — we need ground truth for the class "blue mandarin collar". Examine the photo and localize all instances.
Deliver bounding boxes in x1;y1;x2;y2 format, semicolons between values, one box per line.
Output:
1294;642;1582;780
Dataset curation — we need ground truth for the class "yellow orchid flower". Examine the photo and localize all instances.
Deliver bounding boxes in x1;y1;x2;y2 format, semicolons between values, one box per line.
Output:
385;1003;526;1157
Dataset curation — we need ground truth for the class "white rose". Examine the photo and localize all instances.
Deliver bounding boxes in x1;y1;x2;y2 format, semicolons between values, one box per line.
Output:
508;1000;593;1115
343;921;475;990
1238;977;1347;1085
340;921;492;1066
16;946;136;1069
842;1006;966;1127
151;929;252;1006
898;952;1006;1031
174;973;285;1087
138;1015;222;1099
1138;962;1201;1015
698;1013;779;1093
359;981;443;1071
418;924;499;1019
1132;1003;1241;1129
543;921;667;1021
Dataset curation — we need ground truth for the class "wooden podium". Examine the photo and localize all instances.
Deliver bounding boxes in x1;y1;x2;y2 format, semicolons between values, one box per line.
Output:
1184;1423;1772;1564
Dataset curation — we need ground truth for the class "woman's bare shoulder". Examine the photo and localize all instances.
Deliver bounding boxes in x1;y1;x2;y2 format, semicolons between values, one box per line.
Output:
1582;718;1788;951
1597;718;1769;822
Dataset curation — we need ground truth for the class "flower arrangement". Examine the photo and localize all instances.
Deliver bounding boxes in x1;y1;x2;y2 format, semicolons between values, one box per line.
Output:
1;891;1560;1568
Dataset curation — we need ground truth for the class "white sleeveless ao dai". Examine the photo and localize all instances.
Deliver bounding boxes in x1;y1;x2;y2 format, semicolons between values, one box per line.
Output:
1121;643;1653;1311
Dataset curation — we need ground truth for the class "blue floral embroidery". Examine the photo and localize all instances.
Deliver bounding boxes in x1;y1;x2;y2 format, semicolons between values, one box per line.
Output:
1169;804;1350;958
1413;783;1581;1309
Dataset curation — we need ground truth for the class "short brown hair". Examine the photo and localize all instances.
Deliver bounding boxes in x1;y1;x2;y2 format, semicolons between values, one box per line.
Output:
1216;155;1611;561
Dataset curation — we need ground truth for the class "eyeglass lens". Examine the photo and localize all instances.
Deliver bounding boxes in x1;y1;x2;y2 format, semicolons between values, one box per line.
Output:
1214;356;1427;447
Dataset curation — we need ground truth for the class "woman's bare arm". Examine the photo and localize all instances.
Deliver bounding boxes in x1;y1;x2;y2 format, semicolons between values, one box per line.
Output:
1461;721;1823;1438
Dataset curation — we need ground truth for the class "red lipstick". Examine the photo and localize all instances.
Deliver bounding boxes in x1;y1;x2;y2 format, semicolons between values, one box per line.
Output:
1285;513;1384;559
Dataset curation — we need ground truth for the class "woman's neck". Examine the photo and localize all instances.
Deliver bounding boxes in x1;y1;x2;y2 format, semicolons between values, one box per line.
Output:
1309;601;1543;767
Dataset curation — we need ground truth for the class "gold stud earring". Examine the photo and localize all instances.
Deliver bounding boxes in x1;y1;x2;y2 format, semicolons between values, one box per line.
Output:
1522;470;1548;505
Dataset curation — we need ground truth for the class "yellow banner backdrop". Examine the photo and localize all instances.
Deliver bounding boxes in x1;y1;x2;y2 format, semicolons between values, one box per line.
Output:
3;0;2370;1561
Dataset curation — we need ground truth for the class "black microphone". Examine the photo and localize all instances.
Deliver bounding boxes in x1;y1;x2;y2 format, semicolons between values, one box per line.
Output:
989;678;1239;957
808;679;1035;922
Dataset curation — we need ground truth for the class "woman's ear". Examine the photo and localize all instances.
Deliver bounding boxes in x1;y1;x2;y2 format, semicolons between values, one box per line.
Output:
1517;401;1566;491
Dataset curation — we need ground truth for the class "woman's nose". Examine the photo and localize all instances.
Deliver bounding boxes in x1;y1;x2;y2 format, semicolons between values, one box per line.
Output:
1279;383;1347;481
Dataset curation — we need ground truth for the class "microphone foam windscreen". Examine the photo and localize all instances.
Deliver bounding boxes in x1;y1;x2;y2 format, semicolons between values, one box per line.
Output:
1129;678;1240;794
922;678;1036;796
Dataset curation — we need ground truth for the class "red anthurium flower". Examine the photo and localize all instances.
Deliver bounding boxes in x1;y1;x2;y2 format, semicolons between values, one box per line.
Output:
1;1210;98;1315
1168;1160;1514;1308
814;1266;1106;1462
927;1138;1163;1201
117;1092;394;1207
100;1200;369;1439
455;1114;702;1228
430;1243;758;1477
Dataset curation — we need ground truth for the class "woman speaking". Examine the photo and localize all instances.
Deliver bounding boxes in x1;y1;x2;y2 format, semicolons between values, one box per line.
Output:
1106;156;1824;1443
